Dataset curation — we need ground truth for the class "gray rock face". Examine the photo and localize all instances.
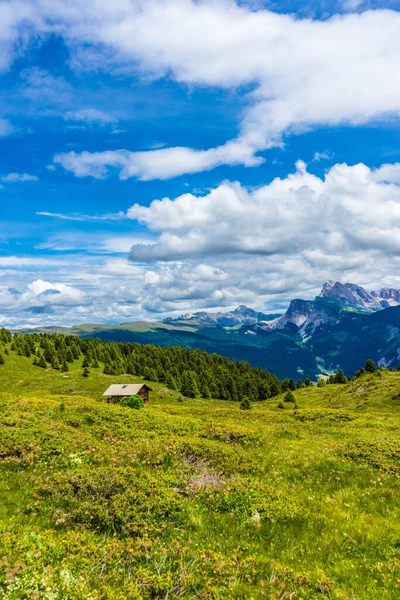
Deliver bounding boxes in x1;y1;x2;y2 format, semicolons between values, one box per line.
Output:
165;281;400;336
252;281;400;339
165;305;278;327
319;280;383;310
374;288;400;306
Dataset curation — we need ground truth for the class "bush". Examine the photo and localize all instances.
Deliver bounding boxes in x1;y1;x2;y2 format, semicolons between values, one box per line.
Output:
284;390;296;403
121;394;144;410
239;396;251;410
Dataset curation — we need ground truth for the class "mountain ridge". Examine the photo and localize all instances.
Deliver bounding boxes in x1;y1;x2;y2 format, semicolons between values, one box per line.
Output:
13;281;400;379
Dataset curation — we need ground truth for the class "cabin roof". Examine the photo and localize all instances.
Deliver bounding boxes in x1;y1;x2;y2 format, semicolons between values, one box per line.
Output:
103;383;152;396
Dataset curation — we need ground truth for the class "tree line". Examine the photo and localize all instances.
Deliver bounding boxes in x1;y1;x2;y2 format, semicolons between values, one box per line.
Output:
1;328;283;401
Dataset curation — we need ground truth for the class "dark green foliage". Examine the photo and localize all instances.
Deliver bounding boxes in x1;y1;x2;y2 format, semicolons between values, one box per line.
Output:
239;396;251;410
180;370;200;398
121;394;144;410
317;378;326;387
4;328;284;401
296;379;304;389
364;359;377;373
0;353;4;366
284;390;296;403
277;400;285;409
61;360;69;373
82;367;90;378
334;369;347;384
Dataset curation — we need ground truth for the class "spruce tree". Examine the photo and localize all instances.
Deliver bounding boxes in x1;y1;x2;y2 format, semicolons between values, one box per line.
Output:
61;360;69;373
0;352;5;365
180;370;200;398
364;359;376;373
334;369;347;384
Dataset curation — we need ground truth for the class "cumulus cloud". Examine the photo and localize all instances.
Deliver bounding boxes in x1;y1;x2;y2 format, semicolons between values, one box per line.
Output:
126;161;400;264
1;172;38;182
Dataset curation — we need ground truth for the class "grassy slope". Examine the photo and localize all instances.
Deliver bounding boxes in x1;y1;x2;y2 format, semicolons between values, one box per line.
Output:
0;350;399;599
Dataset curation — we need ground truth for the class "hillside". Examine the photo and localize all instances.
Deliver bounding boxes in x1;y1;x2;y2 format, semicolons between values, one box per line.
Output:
0;346;399;598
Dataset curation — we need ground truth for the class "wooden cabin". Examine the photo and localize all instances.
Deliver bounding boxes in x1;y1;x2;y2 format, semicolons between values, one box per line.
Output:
103;383;152;404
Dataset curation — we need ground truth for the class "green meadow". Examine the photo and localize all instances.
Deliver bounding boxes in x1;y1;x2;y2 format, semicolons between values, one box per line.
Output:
0;349;399;599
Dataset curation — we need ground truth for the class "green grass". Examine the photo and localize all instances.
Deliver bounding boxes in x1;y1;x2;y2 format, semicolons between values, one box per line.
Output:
0;350;399;599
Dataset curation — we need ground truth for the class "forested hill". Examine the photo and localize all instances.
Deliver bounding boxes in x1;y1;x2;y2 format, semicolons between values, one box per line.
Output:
2;329;282;402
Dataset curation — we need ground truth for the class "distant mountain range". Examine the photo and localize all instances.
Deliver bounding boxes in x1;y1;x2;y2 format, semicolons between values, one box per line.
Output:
165;305;281;327
18;281;400;380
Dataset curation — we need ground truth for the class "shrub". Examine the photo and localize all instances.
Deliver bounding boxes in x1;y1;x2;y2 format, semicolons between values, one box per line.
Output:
121;394;144;410
239;396;251;410
284;390;295;403
277;400;285;409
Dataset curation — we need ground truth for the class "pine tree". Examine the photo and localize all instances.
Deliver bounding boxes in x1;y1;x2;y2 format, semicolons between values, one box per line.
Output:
296;379;304;389
61;360;69;372
82;367;90;378
334;369;347;384
165;372;178;390
38;354;47;369
304;378;311;387
180;370;200;398
0;352;5;365
364;359;376;373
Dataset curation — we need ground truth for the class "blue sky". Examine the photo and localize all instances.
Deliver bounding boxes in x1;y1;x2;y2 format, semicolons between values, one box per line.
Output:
1;0;400;326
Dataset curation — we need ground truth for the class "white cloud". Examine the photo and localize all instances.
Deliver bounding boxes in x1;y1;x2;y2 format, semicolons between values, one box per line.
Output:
38;1;400;179
1;2;399;179
1;172;38;182
126;161;400;264
312;150;334;162
64;107;117;125
36;210;125;221
53;142;261;180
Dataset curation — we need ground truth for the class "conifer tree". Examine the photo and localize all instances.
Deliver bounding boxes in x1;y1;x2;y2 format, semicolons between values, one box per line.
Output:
180;370;200;398
364;359;376;373
334;369;347;384
61;360;69;373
